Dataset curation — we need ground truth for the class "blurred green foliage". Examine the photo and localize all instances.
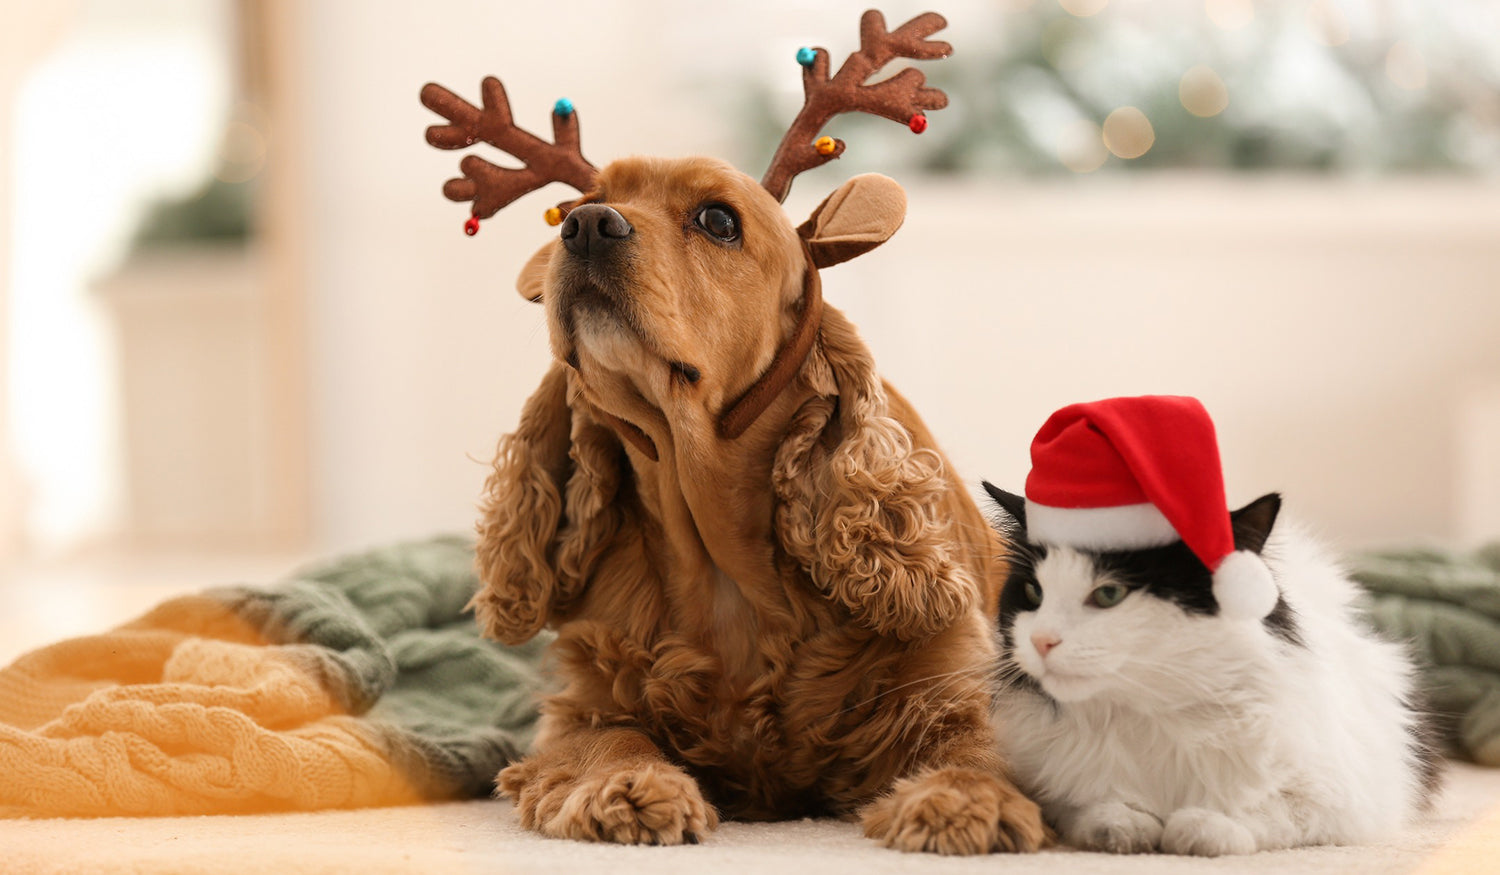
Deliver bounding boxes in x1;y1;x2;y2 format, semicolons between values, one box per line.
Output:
738;1;1500;177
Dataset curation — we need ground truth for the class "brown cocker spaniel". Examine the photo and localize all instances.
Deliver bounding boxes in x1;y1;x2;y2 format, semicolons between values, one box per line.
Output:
470;157;1044;854
424;11;1045;853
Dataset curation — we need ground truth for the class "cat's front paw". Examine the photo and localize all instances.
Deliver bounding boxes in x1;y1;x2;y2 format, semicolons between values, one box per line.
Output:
1160;807;1257;856
499;759;717;845
1067;801;1163;854
861;767;1048;855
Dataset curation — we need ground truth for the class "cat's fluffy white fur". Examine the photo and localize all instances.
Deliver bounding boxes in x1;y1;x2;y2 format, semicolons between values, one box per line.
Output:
992;523;1431;855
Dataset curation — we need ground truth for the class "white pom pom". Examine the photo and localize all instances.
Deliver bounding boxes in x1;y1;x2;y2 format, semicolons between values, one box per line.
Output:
1213;550;1278;620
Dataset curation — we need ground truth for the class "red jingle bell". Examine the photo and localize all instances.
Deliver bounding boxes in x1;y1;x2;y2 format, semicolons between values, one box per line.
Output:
908;114;928;134
463;216;480;236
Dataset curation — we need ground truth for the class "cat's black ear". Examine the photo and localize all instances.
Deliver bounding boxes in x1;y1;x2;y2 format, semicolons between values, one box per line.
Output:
982;481;1027;532
1230;493;1282;555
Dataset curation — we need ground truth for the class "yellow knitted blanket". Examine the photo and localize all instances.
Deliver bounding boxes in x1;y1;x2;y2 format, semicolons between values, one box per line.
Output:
0;537;548;818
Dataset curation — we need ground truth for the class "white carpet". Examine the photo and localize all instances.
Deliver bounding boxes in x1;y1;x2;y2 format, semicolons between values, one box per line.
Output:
2;761;1496;875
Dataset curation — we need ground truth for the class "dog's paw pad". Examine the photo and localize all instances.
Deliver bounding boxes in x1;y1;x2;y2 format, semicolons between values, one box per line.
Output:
1160;807;1257;856
862;768;1047;855
1068;802;1162;854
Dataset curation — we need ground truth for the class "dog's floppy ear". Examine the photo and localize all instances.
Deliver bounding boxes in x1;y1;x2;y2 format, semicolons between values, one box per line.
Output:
772;307;975;640
515;243;552;303
796;173;907;269
471;363;625;643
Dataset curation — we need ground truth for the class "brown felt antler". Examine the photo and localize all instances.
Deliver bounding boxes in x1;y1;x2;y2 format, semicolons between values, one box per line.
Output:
421;76;596;222
761;10;951;203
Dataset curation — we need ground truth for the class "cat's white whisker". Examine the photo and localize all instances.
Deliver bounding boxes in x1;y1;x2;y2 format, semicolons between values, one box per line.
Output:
835;666;988;718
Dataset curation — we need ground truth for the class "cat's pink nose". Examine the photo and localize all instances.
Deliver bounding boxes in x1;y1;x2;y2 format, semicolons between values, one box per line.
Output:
1031;632;1061;658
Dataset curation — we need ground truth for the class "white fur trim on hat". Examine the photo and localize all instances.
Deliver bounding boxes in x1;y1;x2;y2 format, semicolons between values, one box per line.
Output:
1213;550;1279;620
1027;502;1180;552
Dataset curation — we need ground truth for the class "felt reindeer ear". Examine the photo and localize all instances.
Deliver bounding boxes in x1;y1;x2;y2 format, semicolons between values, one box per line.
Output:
516;244;552;303
796;173;907;269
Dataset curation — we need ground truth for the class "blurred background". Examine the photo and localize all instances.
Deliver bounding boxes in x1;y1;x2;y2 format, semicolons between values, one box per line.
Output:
1;0;1498;654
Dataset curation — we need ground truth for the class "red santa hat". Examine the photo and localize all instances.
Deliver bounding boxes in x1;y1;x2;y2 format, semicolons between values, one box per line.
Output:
1024;395;1278;620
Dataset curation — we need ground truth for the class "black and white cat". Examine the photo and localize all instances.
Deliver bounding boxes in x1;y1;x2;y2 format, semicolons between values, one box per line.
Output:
984;484;1438;856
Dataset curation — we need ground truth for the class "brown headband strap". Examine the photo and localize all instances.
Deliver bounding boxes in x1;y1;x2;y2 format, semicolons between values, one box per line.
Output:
596;244;824;458
717;243;824;441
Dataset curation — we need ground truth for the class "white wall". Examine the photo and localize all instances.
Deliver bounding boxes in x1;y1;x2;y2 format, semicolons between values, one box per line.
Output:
289;1;1500;554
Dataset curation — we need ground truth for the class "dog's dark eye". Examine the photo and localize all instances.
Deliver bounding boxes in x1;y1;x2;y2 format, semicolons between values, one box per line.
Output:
670;361;701;385
694;204;740;243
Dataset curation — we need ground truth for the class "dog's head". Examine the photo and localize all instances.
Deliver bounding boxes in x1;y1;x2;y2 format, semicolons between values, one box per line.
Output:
468;163;977;645
422;10;951;452
434;11;980;645
517;157;905;449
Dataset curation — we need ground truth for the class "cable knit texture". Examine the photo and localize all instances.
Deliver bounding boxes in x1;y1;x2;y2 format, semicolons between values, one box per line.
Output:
0;536;550;818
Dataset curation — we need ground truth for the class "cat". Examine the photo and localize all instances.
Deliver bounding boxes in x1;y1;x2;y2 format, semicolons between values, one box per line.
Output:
982;483;1439;856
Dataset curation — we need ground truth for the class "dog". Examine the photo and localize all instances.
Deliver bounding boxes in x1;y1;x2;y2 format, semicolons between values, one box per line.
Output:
471;156;1045;853
424;10;1046;853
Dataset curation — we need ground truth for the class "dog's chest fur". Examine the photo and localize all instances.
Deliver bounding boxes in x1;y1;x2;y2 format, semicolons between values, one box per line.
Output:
708;570;766;682
550;563;952;820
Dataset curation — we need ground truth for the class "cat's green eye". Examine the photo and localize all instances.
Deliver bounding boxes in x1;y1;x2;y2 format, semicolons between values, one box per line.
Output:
1089;583;1128;608
1023;580;1043;607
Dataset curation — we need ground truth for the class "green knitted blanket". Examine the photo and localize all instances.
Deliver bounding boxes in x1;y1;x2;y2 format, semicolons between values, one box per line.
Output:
1356;544;1500;766
263;535;554;798
6;535;1494;819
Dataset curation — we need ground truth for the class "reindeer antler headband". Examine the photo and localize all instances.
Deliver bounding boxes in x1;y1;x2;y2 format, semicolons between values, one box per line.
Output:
761;10;950;202
420;10;949;454
422;9;951;234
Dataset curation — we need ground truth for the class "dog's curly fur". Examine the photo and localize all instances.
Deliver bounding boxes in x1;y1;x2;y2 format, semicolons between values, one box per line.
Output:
473;157;1045;853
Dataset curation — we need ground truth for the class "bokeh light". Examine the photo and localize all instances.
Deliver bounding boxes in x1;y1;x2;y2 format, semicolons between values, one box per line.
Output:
214;103;268;184
1386;41;1428;91
1205;0;1255;31
1058;119;1108;172
1306;0;1351;47
1058;0;1109;18
1102;107;1155;159
1179;66;1229;118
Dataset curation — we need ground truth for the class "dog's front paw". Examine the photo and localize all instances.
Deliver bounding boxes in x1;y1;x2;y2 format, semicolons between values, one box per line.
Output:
861;767;1048;855
1066;801;1163;854
499;759;718;845
1159;807;1257;856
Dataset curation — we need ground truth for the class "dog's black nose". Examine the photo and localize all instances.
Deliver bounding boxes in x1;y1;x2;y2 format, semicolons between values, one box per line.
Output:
560;204;632;258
